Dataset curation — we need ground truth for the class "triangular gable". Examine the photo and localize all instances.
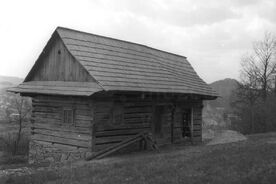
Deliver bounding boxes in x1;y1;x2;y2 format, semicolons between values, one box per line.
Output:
25;31;97;83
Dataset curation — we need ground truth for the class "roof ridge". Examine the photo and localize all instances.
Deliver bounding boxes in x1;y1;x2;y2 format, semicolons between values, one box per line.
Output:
56;28;194;92
56;26;187;59
55;26;217;98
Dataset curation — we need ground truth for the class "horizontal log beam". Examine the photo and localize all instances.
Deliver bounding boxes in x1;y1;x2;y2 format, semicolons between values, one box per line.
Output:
32;134;89;148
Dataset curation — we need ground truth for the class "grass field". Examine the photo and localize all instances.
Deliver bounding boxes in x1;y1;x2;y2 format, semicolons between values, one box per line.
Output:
1;132;276;184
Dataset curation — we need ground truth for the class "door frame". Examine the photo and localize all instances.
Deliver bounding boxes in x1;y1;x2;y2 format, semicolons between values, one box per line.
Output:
181;107;194;142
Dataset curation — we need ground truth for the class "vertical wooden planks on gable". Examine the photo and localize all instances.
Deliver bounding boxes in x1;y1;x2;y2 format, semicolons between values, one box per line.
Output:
27;35;95;82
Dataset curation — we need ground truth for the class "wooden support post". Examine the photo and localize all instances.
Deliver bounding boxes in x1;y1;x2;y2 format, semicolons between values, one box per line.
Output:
89;100;96;152
151;101;156;142
190;107;194;144
170;104;176;144
91;123;96;152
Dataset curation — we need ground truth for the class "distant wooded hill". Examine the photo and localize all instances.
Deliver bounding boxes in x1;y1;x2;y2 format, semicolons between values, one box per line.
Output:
0;76;24;121
0;76;23;91
208;78;239;111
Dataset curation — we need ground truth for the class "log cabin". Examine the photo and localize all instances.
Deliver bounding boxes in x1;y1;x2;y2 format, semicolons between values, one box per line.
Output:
9;27;217;163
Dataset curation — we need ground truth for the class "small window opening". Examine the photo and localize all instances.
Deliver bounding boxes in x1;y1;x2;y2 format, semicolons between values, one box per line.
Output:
111;103;124;125
63;108;75;125
58;50;61;55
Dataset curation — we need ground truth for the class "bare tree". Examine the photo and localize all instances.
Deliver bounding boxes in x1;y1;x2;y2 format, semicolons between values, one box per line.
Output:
232;32;276;133
4;94;32;155
241;32;276;101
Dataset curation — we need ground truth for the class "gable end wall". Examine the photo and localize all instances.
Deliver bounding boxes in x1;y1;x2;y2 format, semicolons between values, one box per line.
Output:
26;34;95;82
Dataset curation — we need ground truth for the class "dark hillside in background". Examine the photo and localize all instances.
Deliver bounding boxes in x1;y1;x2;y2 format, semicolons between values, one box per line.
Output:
208;78;239;111
202;78;239;128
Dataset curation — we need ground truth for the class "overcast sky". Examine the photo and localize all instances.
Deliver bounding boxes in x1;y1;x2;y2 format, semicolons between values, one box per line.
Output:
0;0;275;83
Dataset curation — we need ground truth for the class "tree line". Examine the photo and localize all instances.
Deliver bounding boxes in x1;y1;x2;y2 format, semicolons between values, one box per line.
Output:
231;32;276;134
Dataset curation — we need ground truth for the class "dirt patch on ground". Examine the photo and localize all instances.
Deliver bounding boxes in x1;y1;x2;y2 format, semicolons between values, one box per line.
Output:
207;130;247;145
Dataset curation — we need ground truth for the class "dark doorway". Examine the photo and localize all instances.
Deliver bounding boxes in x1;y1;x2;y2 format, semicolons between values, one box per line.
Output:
153;105;164;138
182;109;192;138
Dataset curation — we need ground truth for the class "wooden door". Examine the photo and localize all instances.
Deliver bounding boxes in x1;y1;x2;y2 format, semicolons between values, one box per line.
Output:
153;105;164;144
182;109;192;138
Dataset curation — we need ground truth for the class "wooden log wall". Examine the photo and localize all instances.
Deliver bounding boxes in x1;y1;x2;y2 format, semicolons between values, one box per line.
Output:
30;94;203;156
93;98;203;151
94;100;152;151
31;95;92;150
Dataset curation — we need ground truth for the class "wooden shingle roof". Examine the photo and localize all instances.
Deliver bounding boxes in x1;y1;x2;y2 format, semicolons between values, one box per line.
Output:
10;27;217;98
56;27;217;98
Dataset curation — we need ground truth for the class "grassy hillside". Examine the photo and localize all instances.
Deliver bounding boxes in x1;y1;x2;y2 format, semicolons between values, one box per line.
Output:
1;132;276;184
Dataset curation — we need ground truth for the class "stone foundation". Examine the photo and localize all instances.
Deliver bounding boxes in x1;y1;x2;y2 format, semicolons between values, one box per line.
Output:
29;140;90;164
